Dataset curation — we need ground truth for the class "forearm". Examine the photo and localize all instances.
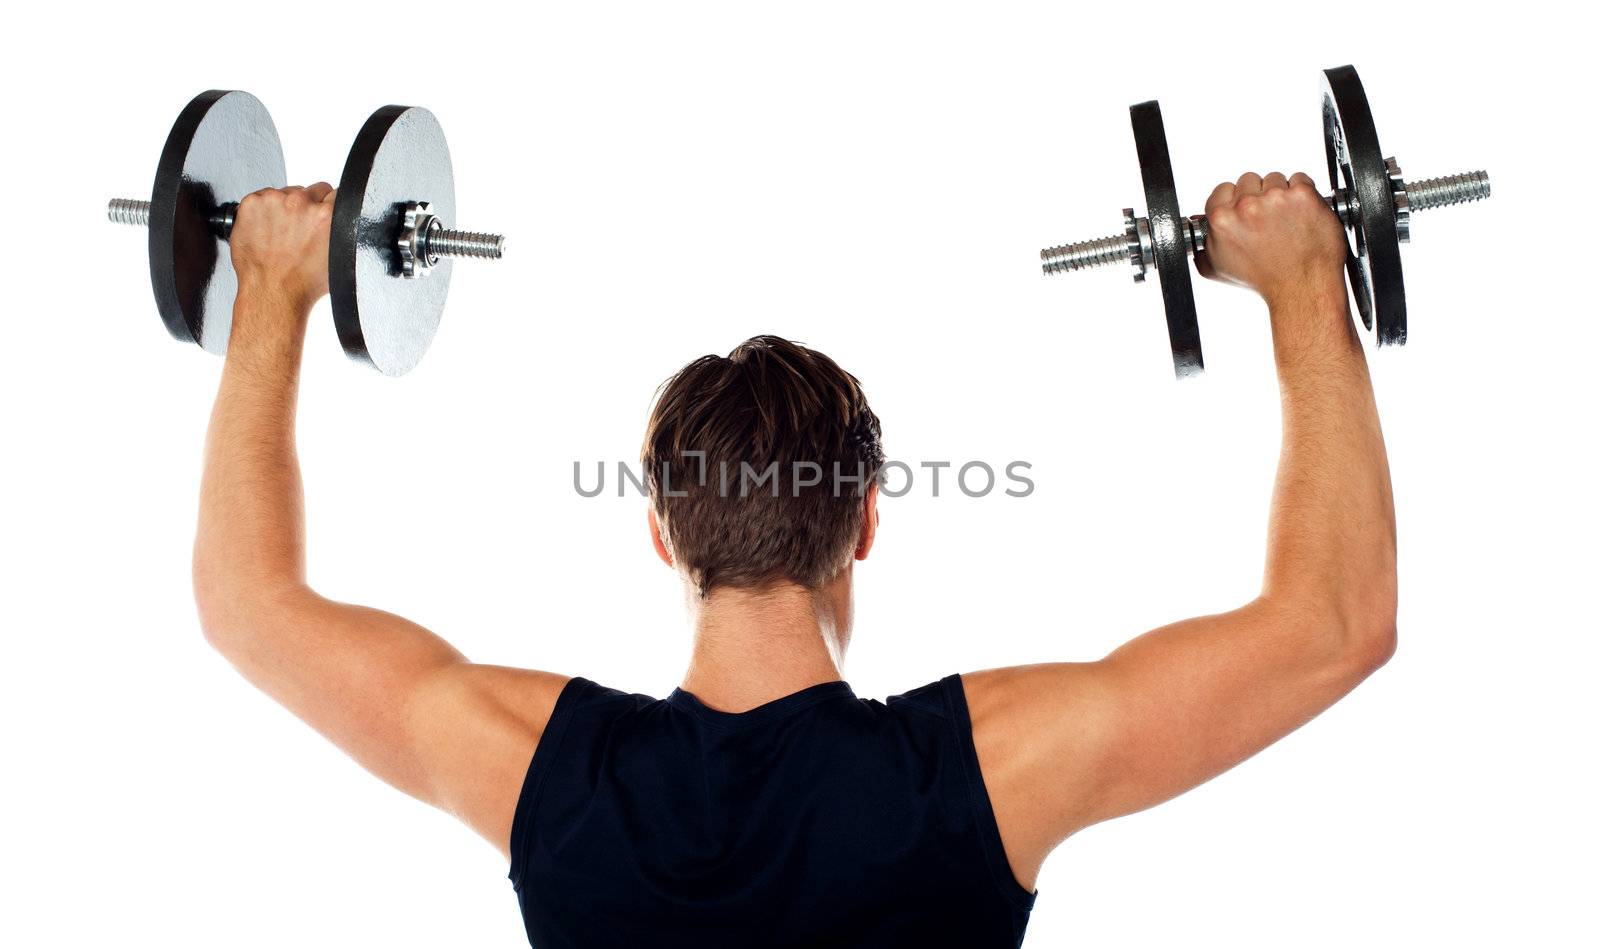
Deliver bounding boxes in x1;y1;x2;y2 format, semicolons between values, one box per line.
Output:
193;288;312;637
1261;278;1397;642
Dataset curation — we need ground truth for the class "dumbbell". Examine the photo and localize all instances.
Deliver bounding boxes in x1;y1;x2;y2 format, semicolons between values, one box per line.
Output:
1039;65;1491;377
108;90;505;376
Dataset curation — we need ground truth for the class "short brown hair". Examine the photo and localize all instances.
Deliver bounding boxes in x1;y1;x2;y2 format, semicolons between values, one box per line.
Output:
643;336;884;596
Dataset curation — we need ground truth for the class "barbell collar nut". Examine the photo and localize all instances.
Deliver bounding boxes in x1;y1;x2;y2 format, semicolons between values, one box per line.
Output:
1125;208;1148;283
400;201;506;278
1386;157;1411;243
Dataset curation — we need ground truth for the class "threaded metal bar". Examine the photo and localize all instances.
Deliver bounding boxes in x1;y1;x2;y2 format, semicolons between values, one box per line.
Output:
109;195;507;264
108;198;151;226
1041;167;1490;277
1407;170;1491;211
428;228;505;260
1041;234;1126;275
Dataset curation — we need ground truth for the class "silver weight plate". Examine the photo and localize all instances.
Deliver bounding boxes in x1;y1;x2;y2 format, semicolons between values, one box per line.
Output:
1322;65;1406;345
149;90;287;354
330;106;456;376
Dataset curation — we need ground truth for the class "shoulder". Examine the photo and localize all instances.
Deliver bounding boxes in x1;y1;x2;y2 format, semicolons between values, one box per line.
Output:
404;666;575;858
881;673;980;730
955;664;1111;892
960;663;1112;745
880;672;1046;901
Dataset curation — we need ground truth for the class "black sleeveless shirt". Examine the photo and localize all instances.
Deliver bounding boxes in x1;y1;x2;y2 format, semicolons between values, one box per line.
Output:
508;674;1035;947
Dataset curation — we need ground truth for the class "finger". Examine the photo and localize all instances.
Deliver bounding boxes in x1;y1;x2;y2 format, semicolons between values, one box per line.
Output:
1205;181;1237;214
305;182;335;203
1262;172;1289;191
1289;172;1316;191
281;185;307;195
1234;172;1263;196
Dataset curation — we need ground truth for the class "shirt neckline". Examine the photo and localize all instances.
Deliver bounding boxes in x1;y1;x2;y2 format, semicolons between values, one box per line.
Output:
668;680;856;729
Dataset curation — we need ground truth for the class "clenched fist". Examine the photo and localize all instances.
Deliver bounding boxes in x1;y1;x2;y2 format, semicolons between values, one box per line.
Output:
1197;172;1346;309
230;183;337;313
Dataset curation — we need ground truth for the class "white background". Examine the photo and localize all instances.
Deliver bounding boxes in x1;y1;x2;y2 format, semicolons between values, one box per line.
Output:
3;3;1595;946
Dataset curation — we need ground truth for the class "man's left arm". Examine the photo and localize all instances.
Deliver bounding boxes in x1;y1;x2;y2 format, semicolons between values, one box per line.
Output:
192;183;567;856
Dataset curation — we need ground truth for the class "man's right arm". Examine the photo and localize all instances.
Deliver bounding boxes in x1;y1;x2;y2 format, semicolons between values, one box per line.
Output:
193;186;568;860
966;171;1398;892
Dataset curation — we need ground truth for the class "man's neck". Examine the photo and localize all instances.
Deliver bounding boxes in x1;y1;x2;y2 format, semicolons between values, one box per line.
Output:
679;579;850;713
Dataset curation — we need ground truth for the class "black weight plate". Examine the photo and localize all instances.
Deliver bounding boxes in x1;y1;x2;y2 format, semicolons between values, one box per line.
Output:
148;90;286;353
1130;101;1203;377
1322;65;1406;345
330;106;455;376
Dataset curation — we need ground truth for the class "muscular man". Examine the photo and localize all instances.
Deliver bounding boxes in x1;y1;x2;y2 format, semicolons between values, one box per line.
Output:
195;171;1395;947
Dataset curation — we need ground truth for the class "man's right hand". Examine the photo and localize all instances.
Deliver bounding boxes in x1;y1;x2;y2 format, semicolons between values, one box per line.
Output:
1197;171;1346;309
230;183;337;314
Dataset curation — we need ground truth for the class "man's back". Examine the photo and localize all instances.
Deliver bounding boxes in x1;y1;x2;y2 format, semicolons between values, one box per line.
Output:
511;676;1035;947
189;178;1395;944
